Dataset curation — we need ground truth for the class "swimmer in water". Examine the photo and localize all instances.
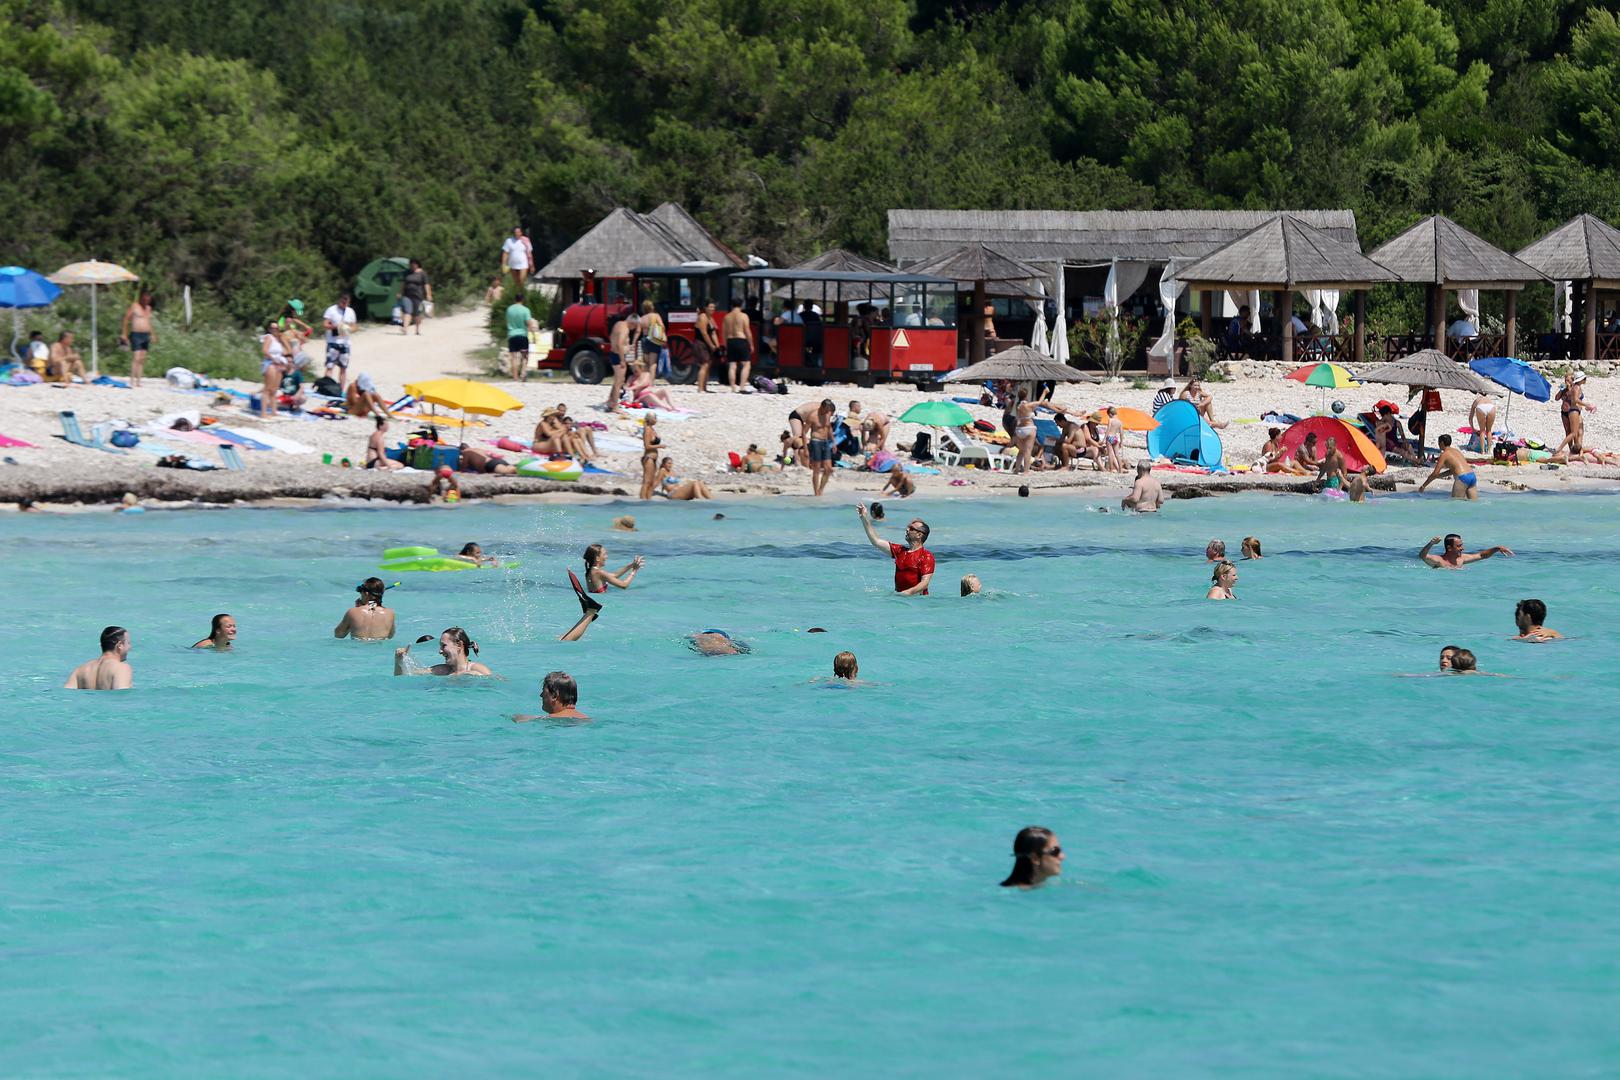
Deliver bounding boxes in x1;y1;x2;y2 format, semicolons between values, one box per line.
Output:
960;573;982;596
583;543;644;592
690;630;747;656
559;570;603;641
832;651;858;680
394;626;492;676
1240;536;1262;559
1419;533;1514;569
1511;598;1563;641
1207;559;1238;600
1439;644;1460;671
1418;434;1477;500
456;543;499;568
1000;826;1064;889
192;613;236;650
1121;460;1163;512
1204;539;1227;563
335;577;396;640
1448;648;1481;674
514;671;589;722
65;625;133;690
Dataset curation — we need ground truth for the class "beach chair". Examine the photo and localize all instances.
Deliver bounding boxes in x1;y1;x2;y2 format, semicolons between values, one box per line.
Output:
934;426;1015;471
218;445;247;471
57;410;126;454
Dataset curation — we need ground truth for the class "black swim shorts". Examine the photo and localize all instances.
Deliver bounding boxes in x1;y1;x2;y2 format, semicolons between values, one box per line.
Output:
726;338;750;363
507;334;529;354
809;438;835;463
129;332;151;352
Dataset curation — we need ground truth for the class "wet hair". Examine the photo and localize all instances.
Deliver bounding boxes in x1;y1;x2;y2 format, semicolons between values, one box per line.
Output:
1206;539;1227;558
443;626;478;657
1444;533;1462;549
1211;559;1236;583
1451;648;1477;672
1516;598;1547;625
869;502;885;520
356;577;387;604
1242;536;1261;557
459;543;480;556
832;651;858;678
1439;644;1459;668
1001;826;1057;887
542;670;577;706
960;574;980;596
1438;434;1453;448
583;543;605;568
100;625;128;653
1018;485;1030;497
807;627;828;633
210;613;232;637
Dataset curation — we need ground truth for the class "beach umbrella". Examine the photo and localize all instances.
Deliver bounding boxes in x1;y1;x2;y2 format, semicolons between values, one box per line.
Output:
898;401;974;427
1278;416;1387;474
0;267;62;358
1357;349;1499;395
1468;356;1550;436
940;345;1098;384
1088;406;1158;431
403;378;523;428
1285;361;1359;414
49;260;139;376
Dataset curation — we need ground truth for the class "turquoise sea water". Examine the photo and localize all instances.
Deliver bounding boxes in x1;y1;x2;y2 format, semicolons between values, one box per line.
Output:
4;492;1620;1076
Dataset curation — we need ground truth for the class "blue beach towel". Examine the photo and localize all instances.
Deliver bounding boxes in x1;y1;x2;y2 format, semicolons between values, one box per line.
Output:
208;428;274;451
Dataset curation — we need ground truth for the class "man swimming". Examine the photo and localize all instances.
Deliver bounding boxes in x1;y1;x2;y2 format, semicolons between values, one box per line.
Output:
192;614;236;650
1511;598;1563;641
690;629;748;656
1121;460;1163;512
1419;533;1514;569
832;651;859;681
1418;434;1477;500
65;626;133;690
514;671;589;721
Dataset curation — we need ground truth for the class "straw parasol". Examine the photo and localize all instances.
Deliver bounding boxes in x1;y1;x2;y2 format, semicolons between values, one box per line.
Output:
940;345;1099;384
1357;349;1498;395
908;243;1046;365
50;260;140;376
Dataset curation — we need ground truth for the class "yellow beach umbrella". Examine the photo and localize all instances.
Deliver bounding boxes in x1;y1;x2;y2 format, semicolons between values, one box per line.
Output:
403;378;523;433
49;260;139;376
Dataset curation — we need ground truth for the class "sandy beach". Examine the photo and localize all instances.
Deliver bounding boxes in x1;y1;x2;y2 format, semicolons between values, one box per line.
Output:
4;308;1619;507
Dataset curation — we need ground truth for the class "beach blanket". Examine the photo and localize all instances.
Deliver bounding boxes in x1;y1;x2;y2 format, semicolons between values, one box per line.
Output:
209;429;275;451
0;433;38;448
594;434;644;453
147;427;233;446
214;427;316;454
91;375;130;388
623;406;695;422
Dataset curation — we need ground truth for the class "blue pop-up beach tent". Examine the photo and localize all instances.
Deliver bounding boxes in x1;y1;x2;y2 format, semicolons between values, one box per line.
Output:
1146;399;1224;469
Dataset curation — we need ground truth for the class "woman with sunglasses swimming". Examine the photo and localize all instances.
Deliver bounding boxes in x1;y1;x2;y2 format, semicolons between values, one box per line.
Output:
1001;826;1065;888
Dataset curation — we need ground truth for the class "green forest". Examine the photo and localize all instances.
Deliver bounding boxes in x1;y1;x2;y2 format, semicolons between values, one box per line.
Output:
4;0;1620;329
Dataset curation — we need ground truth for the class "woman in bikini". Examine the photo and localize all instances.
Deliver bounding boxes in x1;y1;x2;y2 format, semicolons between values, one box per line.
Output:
393;626;492;677
366;416;403;470
1012;395;1038;473
1468;392;1498;454
583;543;644;592
625;362;678;412
638;413;662;500
334;578;395;641
654;457;714;500
260;320;289;417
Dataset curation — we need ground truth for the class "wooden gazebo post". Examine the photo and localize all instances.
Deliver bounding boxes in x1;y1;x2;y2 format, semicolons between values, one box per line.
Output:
1200;290;1212;336
1353;290;1367;366
1505;291;1517;357
1585;279;1599;362
1278;289;1293;366
971;279;987;365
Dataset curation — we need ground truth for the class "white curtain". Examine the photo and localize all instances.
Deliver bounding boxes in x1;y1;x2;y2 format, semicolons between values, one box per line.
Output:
1148;269;1186;366
1221;290;1261;331
1557;281;1572;333
1299;289;1340;334
1050;263;1068;364
1458;288;1480;327
1104;260;1152;369
1028;301;1048;354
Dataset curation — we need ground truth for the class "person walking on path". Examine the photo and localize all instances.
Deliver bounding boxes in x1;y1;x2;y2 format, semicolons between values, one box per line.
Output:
855;504;934;595
505;296;532;381
119;292;156;387
400;259;432;335
501;227;532;290
322;293;357;392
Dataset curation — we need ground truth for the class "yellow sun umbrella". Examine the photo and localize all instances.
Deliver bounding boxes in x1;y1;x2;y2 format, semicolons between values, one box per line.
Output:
49;260;140;376
403;378;523;417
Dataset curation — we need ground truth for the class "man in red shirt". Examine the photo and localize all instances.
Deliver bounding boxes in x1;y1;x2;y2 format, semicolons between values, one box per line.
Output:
856;503;934;595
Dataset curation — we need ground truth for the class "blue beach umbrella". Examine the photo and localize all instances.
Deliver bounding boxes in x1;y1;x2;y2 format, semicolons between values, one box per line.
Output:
0;266;63;357
1468;356;1551;439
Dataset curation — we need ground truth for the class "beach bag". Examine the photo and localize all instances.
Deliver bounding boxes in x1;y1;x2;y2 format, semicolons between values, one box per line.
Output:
752;375;782;394
110;430;140;448
313;375;341;397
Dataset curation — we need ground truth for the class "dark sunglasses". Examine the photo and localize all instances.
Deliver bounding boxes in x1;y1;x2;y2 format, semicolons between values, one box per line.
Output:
1044;845;1062;858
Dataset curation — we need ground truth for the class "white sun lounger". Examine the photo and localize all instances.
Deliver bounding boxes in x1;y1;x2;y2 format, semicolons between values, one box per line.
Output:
933;427;1015;471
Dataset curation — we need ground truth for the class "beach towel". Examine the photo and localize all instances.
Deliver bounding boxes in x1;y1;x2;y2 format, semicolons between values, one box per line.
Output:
624;406;695;422
92;375;130;388
0;433;38;448
148;427;234;446
209;429;275;451
215;427;316;454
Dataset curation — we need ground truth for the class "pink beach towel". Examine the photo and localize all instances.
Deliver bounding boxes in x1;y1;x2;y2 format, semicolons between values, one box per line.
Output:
0;433;38;448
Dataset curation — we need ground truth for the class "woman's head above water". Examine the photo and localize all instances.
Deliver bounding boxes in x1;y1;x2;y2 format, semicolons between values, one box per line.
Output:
439;626;478;663
1001;826;1064;888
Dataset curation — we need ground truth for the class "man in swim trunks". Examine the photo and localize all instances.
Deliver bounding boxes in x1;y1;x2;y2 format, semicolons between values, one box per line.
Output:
1122;459;1164;512
608;313;638;412
1318;437;1350;491
690;630;746;656
65;626;133;690
722;299;752;392
1511;598;1563;641
1292;432;1322;475
805;398;837;496
1419;532;1514;569
855;503;934;595
120;291;156;386
786;400;823;463
1418;434;1477;500
458;445;517;475
514;671;589;721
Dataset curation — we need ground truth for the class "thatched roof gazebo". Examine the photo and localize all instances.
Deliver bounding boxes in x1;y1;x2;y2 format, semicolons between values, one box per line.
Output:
908;242;1047;364
1367;215;1545;359
537;203;743;304
1173;213;1400;366
1515;214;1620;362
940;345;1100;384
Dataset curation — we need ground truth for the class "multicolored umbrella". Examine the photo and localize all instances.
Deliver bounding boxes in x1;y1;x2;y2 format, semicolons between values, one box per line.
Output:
1285;361;1359;413
50;261;140;376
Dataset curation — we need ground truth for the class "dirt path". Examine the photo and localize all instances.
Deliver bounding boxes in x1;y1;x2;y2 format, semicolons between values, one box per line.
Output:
346;305;491;385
